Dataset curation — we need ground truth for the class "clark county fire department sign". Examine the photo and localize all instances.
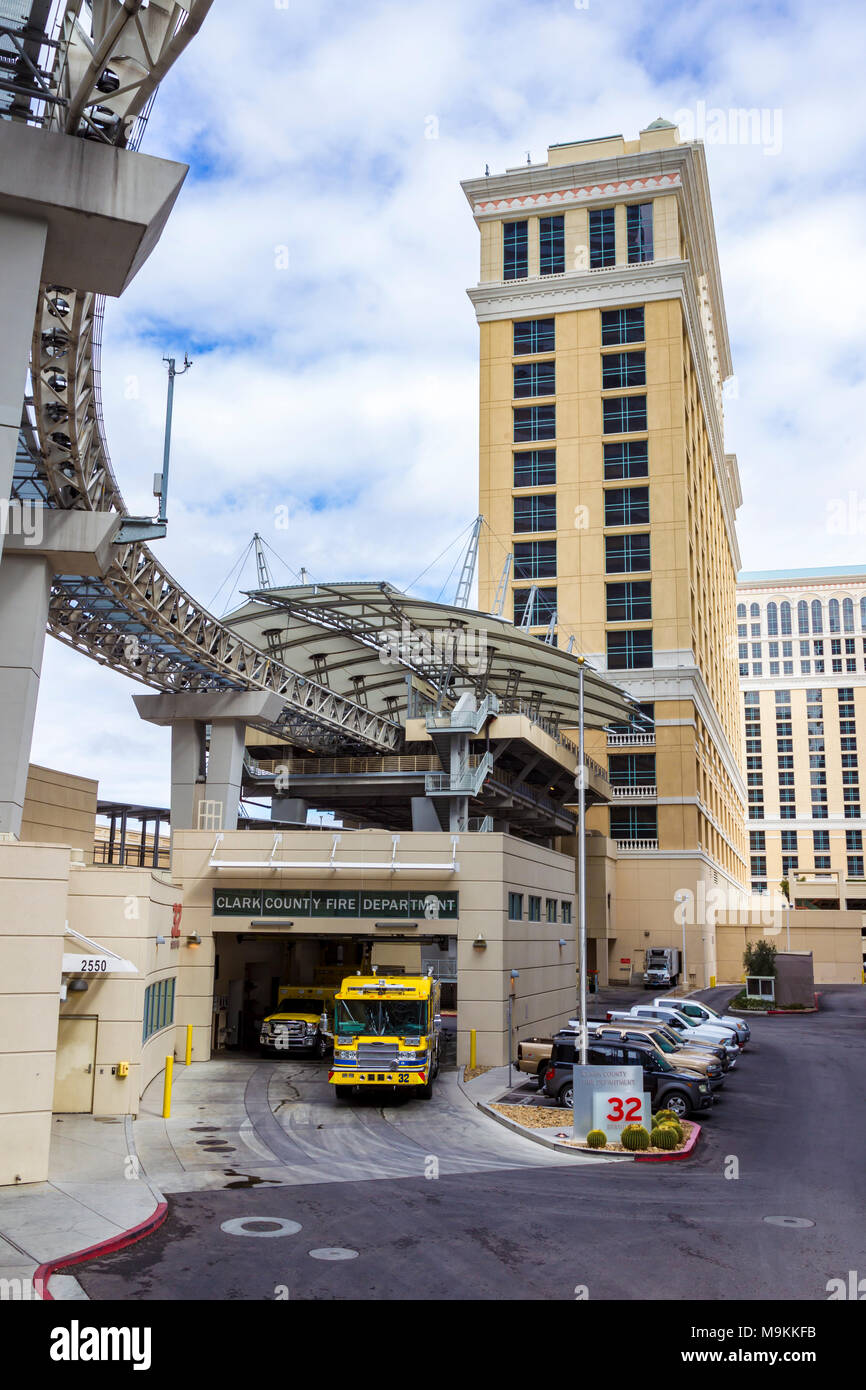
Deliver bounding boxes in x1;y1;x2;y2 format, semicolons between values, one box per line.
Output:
212;889;459;920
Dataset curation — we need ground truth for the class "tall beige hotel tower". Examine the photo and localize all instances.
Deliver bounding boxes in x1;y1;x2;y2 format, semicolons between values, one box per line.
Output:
462;121;748;988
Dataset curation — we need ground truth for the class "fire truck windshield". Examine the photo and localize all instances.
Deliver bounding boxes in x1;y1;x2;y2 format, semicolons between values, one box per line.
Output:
335;999;426;1037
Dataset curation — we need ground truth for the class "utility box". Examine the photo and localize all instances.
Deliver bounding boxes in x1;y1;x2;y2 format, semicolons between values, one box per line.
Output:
774;951;815;1008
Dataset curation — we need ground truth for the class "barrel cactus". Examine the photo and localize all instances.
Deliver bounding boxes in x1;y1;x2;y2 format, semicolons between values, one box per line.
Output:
651;1125;679;1150
654;1109;679;1126
586;1129;607;1149
620;1124;650;1151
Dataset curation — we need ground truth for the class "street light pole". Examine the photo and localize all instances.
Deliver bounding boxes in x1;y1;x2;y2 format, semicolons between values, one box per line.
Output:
507;969;519;1087
786;898;791;951
578;659;588;1067
158;353;192;524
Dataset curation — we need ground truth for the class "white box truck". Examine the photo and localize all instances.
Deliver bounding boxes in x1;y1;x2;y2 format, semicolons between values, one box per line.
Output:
643;947;680;989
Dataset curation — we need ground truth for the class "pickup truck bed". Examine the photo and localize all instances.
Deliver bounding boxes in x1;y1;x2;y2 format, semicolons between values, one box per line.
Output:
516;1037;554;1076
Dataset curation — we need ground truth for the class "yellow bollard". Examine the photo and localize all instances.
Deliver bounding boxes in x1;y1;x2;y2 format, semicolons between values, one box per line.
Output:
162;1055;173;1119
185;1023;193;1067
469;1028;477;1070
710;975;716;988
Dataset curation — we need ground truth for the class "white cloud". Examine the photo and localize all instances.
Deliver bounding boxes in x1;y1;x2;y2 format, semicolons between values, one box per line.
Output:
27;0;866;802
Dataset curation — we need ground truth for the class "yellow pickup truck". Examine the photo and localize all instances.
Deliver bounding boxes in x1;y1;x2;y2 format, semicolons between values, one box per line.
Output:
329;972;441;1100
259;985;335;1058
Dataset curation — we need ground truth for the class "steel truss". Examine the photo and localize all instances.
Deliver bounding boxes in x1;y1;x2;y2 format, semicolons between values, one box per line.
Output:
7;2;402;756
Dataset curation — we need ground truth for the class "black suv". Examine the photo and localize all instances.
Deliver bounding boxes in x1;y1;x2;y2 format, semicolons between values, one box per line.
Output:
542;1032;715;1119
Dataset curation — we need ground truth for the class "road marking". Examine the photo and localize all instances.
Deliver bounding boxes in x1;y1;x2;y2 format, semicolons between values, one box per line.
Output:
309;1247;359;1260
762;1216;815;1228
220;1217;302;1238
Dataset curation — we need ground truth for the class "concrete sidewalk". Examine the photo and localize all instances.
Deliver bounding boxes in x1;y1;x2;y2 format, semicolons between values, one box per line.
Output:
0;1112;164;1301
0;1052;591;1300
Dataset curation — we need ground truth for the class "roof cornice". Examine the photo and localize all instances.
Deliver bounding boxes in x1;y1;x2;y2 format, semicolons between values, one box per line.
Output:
462;142;732;380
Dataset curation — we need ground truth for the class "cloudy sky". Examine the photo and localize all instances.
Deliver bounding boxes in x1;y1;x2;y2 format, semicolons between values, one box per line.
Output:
31;0;866;806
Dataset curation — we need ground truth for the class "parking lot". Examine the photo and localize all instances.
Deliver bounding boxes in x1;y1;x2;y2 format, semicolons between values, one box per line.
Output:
72;984;866;1301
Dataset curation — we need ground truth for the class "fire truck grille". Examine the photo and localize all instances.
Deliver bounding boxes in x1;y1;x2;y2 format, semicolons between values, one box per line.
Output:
357;1043;398;1066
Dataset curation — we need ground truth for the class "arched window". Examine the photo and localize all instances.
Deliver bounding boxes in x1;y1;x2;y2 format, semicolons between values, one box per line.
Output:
737;602;746;619
780;601;792;635
766;602;778;635
861;596;866;632
811;600;823;634
750;603;759;618
797;600;809;634
842;597;854;633
829;599;841;633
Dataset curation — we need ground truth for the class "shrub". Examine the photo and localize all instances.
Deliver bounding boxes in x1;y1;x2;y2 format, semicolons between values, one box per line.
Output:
651;1126;679;1150
620;1124;650;1151
586;1129;607;1149
744;939;777;978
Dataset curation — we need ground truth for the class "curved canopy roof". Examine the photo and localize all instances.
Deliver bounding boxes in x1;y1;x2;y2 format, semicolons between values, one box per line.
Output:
225;581;635;734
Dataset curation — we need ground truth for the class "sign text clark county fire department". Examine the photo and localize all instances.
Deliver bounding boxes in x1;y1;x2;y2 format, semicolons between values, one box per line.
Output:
212;889;459;919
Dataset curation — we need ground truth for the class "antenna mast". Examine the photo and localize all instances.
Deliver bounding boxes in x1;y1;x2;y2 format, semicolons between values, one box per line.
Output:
253;533;273;589
453;514;483;609
491;552;512;617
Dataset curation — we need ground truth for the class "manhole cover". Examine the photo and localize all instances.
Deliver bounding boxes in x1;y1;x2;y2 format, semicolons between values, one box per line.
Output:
309;1247;359;1261
220;1217;301;1238
762;1216;815;1228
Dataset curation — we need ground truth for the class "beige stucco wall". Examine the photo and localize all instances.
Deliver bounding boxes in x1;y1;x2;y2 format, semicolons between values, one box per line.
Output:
172;827;577;1069
605;851;752;988
20;764;97;853
62;865;182;1113
0;842;69;1184
715;908;863;986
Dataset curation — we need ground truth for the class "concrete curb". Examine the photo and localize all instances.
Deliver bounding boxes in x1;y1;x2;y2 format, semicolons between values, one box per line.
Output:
464;1068;701;1164
35;1114;168;1301
34;1201;168;1300
634;1122;702;1163
731;992;820;1017
476;1100;633;1158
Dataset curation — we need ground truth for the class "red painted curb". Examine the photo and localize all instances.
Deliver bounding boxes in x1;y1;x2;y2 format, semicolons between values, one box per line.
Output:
33;1201;168;1300
635;1122;702;1163
768;993;820;1015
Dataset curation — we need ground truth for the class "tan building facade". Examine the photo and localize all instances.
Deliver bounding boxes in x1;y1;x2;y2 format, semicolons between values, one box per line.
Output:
463;122;748;987
738;566;866;974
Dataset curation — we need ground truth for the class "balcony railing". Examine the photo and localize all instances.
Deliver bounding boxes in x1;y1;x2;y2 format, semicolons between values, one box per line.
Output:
610;784;657;799
253;755;439;777
425;754;493;798
615;838;659;851
606;730;655;747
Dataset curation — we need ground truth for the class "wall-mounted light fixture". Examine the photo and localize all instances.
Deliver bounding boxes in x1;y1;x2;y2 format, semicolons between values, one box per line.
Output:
472;933;487;949
187;933;202;948
156;934;166;946
558;938;567;948
69;978;89;992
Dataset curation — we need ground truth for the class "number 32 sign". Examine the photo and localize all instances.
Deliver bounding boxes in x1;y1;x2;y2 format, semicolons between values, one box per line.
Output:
592;1088;651;1139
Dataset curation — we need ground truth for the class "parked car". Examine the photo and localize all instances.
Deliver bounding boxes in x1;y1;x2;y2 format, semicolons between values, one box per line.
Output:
516;1036;555;1085
571;1016;728;1071
637;1002;745;1050
655;996;750;1044
542;1032;714;1118
607;1006;740;1063
589;1023;725;1089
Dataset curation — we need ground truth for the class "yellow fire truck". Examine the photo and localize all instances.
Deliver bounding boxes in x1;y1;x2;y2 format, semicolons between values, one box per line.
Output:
259;985;335;1058
329;972;441;1100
